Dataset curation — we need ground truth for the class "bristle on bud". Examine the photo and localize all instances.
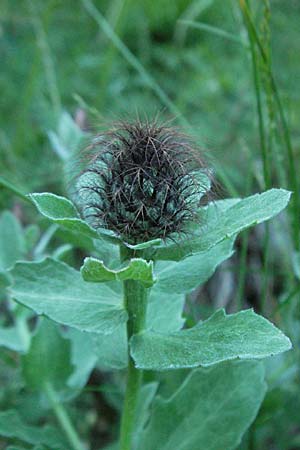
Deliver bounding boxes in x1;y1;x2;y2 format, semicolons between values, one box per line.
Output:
75;120;209;243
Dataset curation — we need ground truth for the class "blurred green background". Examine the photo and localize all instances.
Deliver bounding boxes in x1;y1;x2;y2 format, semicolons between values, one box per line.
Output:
1;1;300;449
1;0;299;197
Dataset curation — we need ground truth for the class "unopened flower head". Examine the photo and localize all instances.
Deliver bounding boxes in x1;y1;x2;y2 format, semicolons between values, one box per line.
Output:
75;119;209;243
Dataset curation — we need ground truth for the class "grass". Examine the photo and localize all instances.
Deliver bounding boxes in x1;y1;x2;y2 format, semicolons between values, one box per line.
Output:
1;1;300;448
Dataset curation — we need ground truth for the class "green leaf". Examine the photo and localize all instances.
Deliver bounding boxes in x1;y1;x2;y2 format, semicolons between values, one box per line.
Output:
7;446;47;450
91;289;186;370
101;383;158;450
147;289;186;332
92;326;128;370
22;319;73;391
48;111;85;161
29;192;100;238
56;227;95;253
24;224;40;252
0;211;26;270
292;251;300;280
66;327;98;392
124;238;163;250
130;309;292;370
138;360;266;450
155;238;235;294
81;257;155;287
153;189;291;261
9;258;127;334
0;326;27;352
0;269;12;288
0;409;68;449
133;382;158;450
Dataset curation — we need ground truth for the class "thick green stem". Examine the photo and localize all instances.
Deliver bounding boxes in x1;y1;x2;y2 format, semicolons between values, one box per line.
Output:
120;355;143;450
119;247;149;450
44;382;85;450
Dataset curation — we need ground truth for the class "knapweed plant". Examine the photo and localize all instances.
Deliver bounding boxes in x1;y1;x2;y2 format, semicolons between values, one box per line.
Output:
2;120;292;450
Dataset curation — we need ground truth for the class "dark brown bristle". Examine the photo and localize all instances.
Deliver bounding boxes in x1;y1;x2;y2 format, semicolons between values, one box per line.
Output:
74;119;210;243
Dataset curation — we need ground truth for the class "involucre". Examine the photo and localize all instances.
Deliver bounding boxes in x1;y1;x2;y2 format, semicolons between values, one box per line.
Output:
75;120;209;243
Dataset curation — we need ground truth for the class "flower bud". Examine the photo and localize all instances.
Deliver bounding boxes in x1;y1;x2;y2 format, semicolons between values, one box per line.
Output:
75;120;209;243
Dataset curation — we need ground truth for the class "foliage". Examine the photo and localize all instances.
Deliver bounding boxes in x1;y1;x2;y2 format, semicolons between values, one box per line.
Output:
1;1;299;449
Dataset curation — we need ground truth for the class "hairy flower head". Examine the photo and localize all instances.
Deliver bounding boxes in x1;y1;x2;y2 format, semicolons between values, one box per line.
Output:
75;120;210;244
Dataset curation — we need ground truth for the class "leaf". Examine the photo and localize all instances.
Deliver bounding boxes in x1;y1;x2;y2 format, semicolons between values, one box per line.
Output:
138;360;266;450
0;409;68;449
21;319;73;391
29;192;100;238
133;382;159;450
292;251;300;280
66;327;98;392
0;211;26;270
155;237;235;294
130;309;292;370
81;257;155;287
24;224;40;252
48;111;85;161
92;326;128;370
124;238;163;250
56;227;95;253
7;446;47;450
91;288;186;370
9;258;127;334
0;326;27;352
146;289;186;332
153;189;291;261
0;269;12;289
93;238;120;266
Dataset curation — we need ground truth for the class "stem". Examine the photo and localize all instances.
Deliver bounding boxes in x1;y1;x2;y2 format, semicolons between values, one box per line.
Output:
0;175;31;203
44;382;85;450
120;355;143;450
119;247;149;450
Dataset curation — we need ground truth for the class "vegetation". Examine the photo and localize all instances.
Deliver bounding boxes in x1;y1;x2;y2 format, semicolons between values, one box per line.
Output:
1;1;299;449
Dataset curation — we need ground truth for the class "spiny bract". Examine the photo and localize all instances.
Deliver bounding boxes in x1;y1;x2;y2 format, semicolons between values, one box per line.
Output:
75;120;209;243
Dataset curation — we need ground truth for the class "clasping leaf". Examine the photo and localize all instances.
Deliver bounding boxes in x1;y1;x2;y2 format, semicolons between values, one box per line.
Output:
81;257;155;287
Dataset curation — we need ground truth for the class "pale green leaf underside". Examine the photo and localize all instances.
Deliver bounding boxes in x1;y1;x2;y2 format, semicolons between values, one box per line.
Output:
0;270;12;289
9;258;126;334
21;319;73;391
133;382;159;450
92;326;128;370
29;192;101;239
130;309;292;370
81;257;155;287
153;189;291;260
92;289;186;370
139;361;266;450
125;238;163;250
0;409;68;449
155;237;235;294
147;288;186;332
66;328;98;392
0;210;26;270
0;326;27;352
